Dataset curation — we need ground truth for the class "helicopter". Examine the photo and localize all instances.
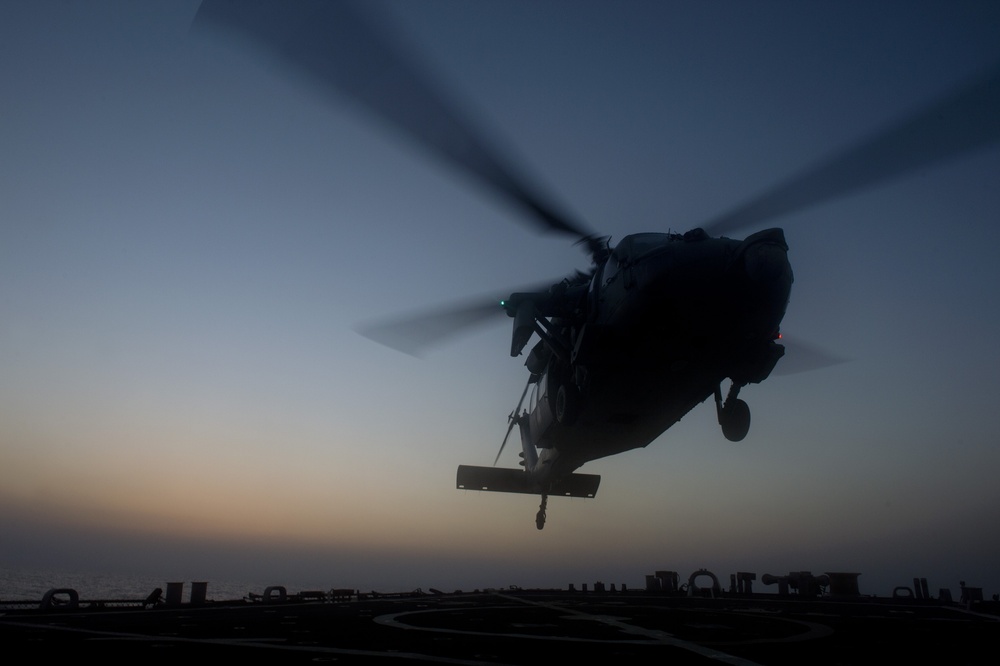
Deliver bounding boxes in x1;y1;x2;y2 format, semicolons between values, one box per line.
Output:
196;1;1000;529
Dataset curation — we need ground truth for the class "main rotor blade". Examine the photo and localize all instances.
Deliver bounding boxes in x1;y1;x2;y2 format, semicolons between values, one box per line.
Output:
701;63;1000;236
356;297;504;358
774;339;848;376
354;280;559;357
195;0;592;240
356;280;558;356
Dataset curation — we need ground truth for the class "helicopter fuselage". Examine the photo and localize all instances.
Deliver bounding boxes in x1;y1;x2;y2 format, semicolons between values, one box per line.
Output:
511;227;792;486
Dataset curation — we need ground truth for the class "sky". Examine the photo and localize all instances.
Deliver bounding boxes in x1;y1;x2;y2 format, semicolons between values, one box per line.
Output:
2;0;1000;597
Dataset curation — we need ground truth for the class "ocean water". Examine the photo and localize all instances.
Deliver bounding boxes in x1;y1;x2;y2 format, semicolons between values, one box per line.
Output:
0;566;317;603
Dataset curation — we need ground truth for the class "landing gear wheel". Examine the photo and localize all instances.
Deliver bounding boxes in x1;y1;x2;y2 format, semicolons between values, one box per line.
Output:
535;494;548;530
720;398;751;442
555;383;579;425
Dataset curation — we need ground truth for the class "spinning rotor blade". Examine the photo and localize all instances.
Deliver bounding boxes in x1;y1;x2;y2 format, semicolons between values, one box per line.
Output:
701;63;1000;236
356;297;504;358
774;339;848;376
356;281;557;356
195;0;592;241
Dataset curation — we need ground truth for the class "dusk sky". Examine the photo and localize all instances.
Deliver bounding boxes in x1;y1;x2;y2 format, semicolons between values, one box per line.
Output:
3;1;1000;596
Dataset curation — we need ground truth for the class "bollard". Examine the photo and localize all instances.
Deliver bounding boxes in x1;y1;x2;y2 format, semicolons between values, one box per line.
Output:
166;582;185;606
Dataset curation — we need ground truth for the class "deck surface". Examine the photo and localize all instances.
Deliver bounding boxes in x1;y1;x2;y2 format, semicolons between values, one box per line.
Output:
2;591;997;664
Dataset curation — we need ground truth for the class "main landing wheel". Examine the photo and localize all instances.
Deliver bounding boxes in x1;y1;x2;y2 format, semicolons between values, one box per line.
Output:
554;383;579;425
721;398;751;442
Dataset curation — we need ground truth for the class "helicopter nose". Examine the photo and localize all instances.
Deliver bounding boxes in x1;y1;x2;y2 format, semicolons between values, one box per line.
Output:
736;228;793;339
744;238;792;286
740;229;792;290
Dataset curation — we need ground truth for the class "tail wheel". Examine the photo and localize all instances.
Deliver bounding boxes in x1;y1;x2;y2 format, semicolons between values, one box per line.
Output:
535;494;548;530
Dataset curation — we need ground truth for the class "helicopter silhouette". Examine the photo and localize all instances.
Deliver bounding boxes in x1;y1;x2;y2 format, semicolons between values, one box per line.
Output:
197;1;1000;529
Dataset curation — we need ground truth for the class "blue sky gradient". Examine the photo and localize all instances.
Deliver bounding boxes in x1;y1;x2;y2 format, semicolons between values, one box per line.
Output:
2;1;1000;595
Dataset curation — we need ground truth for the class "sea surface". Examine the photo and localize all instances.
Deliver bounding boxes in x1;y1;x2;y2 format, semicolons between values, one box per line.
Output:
0;566;320;603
